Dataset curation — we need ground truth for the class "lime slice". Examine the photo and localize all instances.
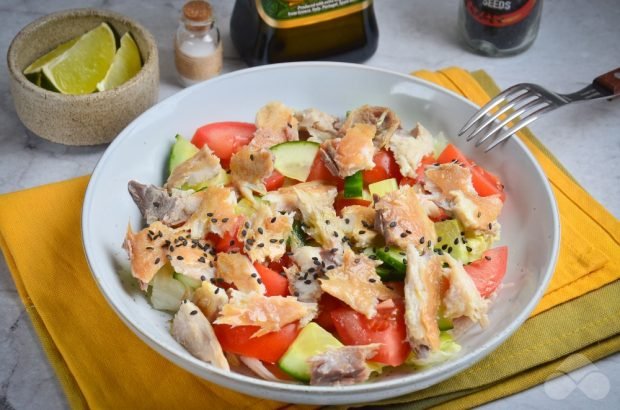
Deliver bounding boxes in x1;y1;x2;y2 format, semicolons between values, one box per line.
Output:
42;23;116;95
96;32;142;91
23;37;79;75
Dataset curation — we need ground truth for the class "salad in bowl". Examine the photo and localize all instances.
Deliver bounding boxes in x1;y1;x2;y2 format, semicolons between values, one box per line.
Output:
122;102;508;386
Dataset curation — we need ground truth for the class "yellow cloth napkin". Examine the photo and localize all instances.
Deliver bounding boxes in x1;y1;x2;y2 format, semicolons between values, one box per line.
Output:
0;68;618;410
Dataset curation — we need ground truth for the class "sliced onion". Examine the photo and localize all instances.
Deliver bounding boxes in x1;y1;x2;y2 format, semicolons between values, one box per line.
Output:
239;356;280;381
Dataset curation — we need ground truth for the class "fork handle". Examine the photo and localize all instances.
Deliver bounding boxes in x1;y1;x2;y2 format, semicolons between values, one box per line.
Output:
594;67;620;96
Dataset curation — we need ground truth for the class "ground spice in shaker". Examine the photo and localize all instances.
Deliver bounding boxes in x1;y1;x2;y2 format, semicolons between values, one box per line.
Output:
459;0;543;56
174;0;223;86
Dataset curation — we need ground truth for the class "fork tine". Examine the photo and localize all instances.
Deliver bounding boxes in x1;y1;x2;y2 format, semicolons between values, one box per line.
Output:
465;92;538;142
474;99;548;147
484;105;556;152
457;85;529;136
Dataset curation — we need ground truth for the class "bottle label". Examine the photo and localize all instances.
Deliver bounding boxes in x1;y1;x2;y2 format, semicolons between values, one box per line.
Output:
256;0;371;28
465;0;537;27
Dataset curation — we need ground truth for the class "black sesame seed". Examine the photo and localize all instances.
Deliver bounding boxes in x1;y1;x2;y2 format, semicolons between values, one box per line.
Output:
333;231;339;237
229;240;235;246
222;218;230;223
389;221;397;228
369;254;377;260
200;275;206;281
154;257;160;264
400;232;407;238
198;257;206;263
207;212;214;217
442;262;449;268
241;229;247;237
146;246;154;250
177;256;184;260
330;248;338;253
211;218;217;223
354;258;360;264
466;246;473;252
427;240;432;248
245;222;250;229
245;244;252;251
279;239;285;244
488;223;493;230
257;243;265;248
442;244;448;250
153;201;160;208
447;246;453;253
437;249;444;255
485;256;492;261
210;278;216;284
437;236;442;243
326;265;335;270
304;279;312;285
270;239;278;243
477;211;482;218
209;261;214;268
345;218;350;224
246;239;255;245
250;154;254;161
293;291;300;297
251;272;257;278
215;287;220;294
148;230;155;236
419;236;425;244
258;227;264;234
325;219;330;225
313;260;321;266
369;278;376;283
359;230;366;235
384;247;390;252
190;310;198;316
270;217;277;223
257;278;262;284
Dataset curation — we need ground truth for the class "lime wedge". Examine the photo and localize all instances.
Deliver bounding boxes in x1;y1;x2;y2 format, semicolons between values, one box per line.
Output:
42;23;116;95
96;32;142;91
23;37;79;75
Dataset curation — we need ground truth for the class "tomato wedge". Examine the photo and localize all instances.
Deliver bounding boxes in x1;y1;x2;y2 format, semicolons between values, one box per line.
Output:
253;262;289;297
331;300;410;366
264;170;285;191
464;246;508;297
213;323;300;363
306;153;342;187
363;150;402;185
334;194;371;215
437;144;505;201
192;122;256;167
208;217;243;253
314;294;346;332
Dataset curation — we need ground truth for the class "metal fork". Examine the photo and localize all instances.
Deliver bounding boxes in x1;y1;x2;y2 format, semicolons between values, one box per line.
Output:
459;67;620;152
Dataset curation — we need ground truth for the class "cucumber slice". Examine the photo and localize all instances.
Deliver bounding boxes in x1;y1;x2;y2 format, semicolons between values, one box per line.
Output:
270;141;320;182
150;265;187;311
376;264;404;281
184;169;230;192
437;316;454;331
168;134;199;175
368;178;398;199
287;219;307;250
278;322;343;381
173;272;202;290
376;246;407;274
344;171;363;198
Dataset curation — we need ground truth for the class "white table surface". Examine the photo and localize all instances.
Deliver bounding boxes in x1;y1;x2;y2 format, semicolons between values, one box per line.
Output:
1;0;618;409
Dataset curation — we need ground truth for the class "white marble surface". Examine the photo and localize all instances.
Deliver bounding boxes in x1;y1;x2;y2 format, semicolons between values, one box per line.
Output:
0;0;618;409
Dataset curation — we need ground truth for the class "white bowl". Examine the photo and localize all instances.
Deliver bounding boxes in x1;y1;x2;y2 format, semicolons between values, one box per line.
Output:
82;62;559;405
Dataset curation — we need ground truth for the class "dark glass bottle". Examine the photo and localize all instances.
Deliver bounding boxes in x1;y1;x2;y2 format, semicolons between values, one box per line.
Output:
230;0;379;66
459;0;543;56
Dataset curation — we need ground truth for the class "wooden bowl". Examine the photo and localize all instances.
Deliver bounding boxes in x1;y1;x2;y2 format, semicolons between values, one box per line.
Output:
7;8;159;145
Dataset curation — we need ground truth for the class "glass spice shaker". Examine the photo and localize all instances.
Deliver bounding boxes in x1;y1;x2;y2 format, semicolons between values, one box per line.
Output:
174;0;223;87
459;0;543;57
